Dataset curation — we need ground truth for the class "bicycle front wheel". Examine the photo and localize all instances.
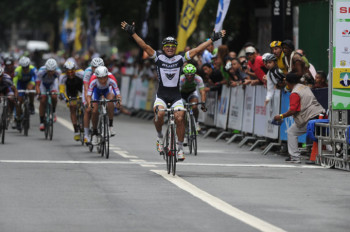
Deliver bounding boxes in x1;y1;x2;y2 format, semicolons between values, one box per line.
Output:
187;114;193;154
49;104;54;140
164;127;171;174
23;102;30;136
190;115;197;156
104;116;110;159
170;124;177;176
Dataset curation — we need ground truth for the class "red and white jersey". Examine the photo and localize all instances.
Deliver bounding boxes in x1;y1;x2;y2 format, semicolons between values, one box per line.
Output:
87;72;120;96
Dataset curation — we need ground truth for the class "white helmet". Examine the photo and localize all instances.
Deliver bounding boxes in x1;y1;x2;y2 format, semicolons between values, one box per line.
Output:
0;67;4;76
45;58;57;71
90;57;104;67
95;66;109;78
64;60;76;70
19;57;31;67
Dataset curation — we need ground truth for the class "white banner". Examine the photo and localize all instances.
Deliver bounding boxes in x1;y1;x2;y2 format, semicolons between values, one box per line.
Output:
216;85;230;129
133;78;149;110
127;78;137;108
227;86;244;130
253;86;267;137
214;0;231;47
199;91;217;126
242;85;255;133
121;76;130;105
265;89;281;139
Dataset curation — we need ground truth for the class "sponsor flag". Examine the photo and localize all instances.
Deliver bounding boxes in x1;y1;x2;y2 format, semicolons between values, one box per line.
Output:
74;0;82;52
213;0;231;47
141;0;153;39
61;9;69;50
176;0;207;53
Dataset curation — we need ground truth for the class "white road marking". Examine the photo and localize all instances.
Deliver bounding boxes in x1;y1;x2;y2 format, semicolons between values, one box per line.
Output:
0;160;136;164
56;116;73;131
151;169;286;232
140;164;157;167
0;159;323;169
113;150;138;159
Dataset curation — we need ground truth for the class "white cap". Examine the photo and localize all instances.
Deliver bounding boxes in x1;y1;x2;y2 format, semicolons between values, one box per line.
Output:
245;46;256;54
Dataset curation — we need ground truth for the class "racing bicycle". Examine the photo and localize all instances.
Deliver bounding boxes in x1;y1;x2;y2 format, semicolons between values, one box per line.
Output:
18;89;36;136
155;105;186;176
91;97;119;159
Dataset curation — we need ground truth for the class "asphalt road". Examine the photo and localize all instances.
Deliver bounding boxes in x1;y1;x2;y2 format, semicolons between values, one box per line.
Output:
0;102;349;232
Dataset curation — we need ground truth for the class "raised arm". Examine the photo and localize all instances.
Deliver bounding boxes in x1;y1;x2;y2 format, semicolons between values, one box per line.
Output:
121;21;155;57
188;30;226;59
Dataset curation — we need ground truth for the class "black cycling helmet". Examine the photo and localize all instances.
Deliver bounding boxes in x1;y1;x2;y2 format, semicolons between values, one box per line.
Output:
162;36;178;46
4;56;14;65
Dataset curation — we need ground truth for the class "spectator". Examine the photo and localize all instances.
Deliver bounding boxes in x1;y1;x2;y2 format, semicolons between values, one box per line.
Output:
262;53;285;106
296;49;317;78
314;71;328;89
201;39;217;67
202;63;224;96
226;58;249;87
273;72;325;164
237;42;255;58
270;41;287;74
228;51;237;59
245;46;267;85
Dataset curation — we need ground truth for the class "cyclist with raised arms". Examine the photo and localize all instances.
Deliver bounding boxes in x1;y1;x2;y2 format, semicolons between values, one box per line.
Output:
36;58;62;131
0;67;18;115
86;66;121;145
121;21;225;161
83;57;104;144
180;64;207;131
13;57;37;130
59;60;84;141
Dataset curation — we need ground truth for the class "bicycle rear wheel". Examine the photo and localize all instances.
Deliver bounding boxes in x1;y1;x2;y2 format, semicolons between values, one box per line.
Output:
104;116;110;159
170;125;177;176
23;102;30;136
164;127;171;174
1;109;6;144
190;115;197;156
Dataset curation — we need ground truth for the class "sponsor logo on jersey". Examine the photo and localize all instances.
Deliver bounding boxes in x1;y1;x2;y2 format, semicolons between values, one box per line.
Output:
161;63;178;68
340;60;347;66
166;73;176;80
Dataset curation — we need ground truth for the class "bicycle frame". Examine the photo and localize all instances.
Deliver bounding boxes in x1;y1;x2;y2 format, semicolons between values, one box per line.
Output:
18;90;36;136
91;97;119;159
155;105;186;175
41;92;59;140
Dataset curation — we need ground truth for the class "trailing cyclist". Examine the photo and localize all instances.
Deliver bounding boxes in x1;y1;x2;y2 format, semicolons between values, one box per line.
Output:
59;60;84;141
13;57;37;130
83;57;104;144
36;58;62;131
180;64;207;131
0;67;18;115
86;66;121;145
121;20;225;161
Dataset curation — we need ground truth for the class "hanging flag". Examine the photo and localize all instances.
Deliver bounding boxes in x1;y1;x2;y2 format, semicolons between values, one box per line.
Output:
213;0;231;47
176;0;207;53
141;0;153;39
74;0;82;52
61;9;69;50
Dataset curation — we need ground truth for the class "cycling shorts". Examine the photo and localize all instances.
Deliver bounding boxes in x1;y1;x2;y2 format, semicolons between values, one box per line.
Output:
181;90;199;103
91;86;115;100
153;96;184;110
40;79;59;93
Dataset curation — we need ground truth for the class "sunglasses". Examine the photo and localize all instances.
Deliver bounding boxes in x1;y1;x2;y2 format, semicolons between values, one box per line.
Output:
164;44;177;48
